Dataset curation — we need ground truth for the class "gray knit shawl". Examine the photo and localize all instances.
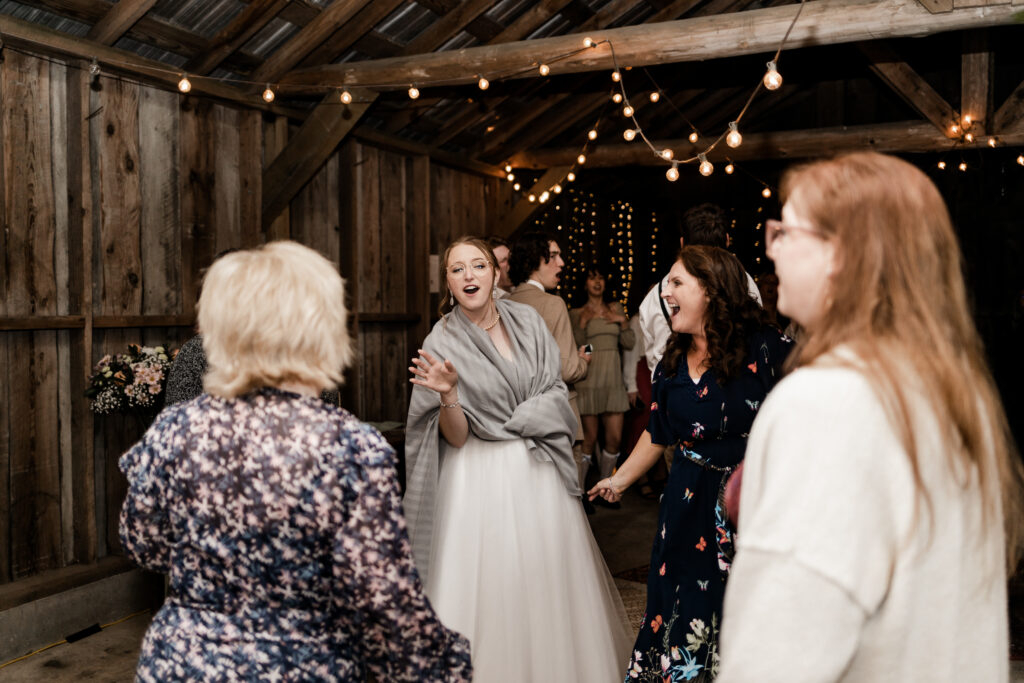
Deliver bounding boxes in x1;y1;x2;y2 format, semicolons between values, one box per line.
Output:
404;298;580;579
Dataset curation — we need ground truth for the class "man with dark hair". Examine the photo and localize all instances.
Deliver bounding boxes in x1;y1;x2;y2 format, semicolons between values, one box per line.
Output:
638;203;761;378
508;232;592;491
486;236;512;298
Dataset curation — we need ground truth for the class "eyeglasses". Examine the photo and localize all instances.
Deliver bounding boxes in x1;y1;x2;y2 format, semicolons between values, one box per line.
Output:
765;219;824;253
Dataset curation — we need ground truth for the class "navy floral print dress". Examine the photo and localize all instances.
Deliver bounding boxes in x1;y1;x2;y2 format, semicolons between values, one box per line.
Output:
627;329;791;682
119;388;472;682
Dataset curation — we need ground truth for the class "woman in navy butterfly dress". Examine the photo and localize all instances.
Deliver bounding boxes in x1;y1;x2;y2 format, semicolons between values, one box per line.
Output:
591;246;792;682
119;242;471;682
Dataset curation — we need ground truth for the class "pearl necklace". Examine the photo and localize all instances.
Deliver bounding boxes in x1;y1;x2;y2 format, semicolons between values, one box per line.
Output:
482;311;501;331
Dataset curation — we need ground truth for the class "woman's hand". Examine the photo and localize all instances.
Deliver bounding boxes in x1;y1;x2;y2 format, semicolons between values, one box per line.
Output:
588;477;624;503
409;349;458;398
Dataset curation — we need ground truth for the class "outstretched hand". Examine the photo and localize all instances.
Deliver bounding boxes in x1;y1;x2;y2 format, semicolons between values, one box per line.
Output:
409;349;458;396
588;477;624;503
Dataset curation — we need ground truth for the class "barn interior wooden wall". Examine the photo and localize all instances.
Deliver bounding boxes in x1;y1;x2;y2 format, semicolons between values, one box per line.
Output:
0;48;514;586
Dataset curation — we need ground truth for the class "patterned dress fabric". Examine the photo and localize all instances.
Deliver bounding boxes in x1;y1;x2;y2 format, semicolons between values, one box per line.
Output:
627;329;792;682
119;388;471;682
570;305;636;415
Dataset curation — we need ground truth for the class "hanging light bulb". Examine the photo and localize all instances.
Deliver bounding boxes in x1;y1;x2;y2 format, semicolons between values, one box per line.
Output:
567;172;576;182
762;187;772;198
504;164;513;173
539;64;550;76
688;131;699;144
507;173;515;182
577;153;587;165
950;124;960;135
539;191;550;203
963;114;972;126
583;37;594;48
726;121;742;148
958;162;967;171
725;163;735;174
588;129;598;140
340;90;352;104
89;58;101;77
528;194;537;202
623;128;637;141
665;163;679;182
1017;155;1024;166
408;86;420;99
660;149;674;161
612;92;623;103
178;74;192;93
649;91;660;103
698;154;713;176
622;105;634;117
987;137;996;148
513;182;521;191
262;84;275;103
611;70;621;82
763;61;782;90
964;132;974;142
553;184;563;194
478;76;489;90
937;161;946;170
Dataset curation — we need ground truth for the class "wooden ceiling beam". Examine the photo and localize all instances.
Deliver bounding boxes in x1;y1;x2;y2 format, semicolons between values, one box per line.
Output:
251;0;375;84
263;90;379;229
296;0;408;69
960;30;991;135
992;78;1024;134
86;0;157;44
489;0;577;45
280;0;1020;91
858;42;957;136
487;92;609;162
401;0;498;55
509;120;1024;168
185;0;289;75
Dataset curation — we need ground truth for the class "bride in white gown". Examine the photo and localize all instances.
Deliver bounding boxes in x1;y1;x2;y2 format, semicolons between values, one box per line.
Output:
405;236;632;682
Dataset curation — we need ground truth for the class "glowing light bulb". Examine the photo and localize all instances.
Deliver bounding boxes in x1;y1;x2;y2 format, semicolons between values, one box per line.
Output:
964;132;973;142
408;86;420;99
89;58;100;77
762;187;772;198
504;164;512;173
539;64;550;76
478;76;489;90
649;91;660;103
958;162;967;171
688;132;699;144
1018;155;1024;166
950;124;960;134
612;92;623;103
937;161;946;169
963;114;972;125
698;154;713;176
507;173;515;182
660;149;673;161
528;194;536;202
262;85;275;103
583;37;594;48
513;183;521;191
178;75;192;93
588;129;598;140
539;191;550;203
622;105;634;117
553;184;562;194
666;164;679;182
340;90;352;104
763;61;782;90
726;121;742;148
987;137;996;148
623;128;637;141
725;164;735;174
577;154;587;165
611;70;621;82
567;172;576;182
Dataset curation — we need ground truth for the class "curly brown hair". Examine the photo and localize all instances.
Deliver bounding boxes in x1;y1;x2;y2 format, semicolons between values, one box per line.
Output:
661;245;772;382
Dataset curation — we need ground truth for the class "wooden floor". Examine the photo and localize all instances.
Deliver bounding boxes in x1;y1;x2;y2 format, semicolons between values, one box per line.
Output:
3;490;1023;681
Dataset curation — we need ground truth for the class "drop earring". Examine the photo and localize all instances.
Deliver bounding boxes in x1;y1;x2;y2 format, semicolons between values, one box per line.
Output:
449;293;454;307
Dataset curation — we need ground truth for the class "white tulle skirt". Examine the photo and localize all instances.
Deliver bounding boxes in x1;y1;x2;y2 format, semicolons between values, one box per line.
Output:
425;434;633;682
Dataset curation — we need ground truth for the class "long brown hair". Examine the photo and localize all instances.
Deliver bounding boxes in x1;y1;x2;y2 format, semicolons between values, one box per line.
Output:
438;236;499;318
662;245;772;382
780;151;1023;573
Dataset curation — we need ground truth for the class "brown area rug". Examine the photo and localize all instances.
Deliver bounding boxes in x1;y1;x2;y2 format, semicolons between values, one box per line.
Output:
614;564;649;584
614;578;646;635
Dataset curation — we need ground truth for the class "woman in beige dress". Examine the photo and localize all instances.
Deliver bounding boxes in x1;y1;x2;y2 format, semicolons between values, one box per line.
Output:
570;265;635;495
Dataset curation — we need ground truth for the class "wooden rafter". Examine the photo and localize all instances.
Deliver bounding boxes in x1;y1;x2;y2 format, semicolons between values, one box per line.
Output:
495;166;573;237
401;0;498;55
185;0;289;76
992;78;1024;134
250;0;375;85
297;0;408;69
487;92;609;163
509;121;1024;168
86;0;157;44
262;90;378;229
960;30;991;134
489;0;577;44
858;42;957;136
280;0;1021;91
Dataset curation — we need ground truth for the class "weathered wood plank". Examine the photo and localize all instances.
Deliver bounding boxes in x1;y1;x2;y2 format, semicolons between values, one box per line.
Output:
402;0;497;55
489;0;576;44
337;141;360;412
379;150;407;316
138;86;182;316
10;332;62;577
0;333;10;582
992;78;1024;133
262;91;377;230
214;105;242;255
86;0;158;45
282;0;1021;90
360;146;383;315
179;98;217;313
263;115;290;241
960;30;991;134
296;0;408;70
406;156;431;358
860;42;958;135
186;0;290;76
238;110;263;247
